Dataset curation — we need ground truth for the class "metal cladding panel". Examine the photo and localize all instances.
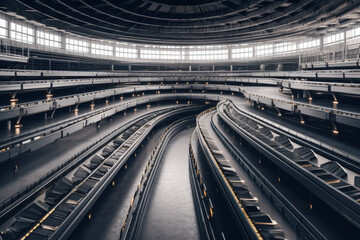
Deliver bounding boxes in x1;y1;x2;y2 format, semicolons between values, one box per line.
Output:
27;132;62;152
335;115;360;128
237;78;250;83
276;72;290;77
344;72;360;79
159;85;172;90
229;86;239;91
95;91;113;99
331;86;360;95
9;147;21;160
53;81;87;87
112;78;122;84
0;108;21;121
242;91;250;98
79;94;95;103
120;78;132;83
115;88;126;94
297;106;329;119
26;104;52;115
300;72;317;78
317;72;343;79
137;99;149;104
0;84;21;92
86;114;102;125
103;109;116;118
249;95;258;102
226;78;236;82
121;88;134;94
23;82;51;90
95;79;113;84
248;78;258;83
290;82;328;91
273;101;294;111
56;98;78;108
43;71;98;77
116;105;127;112
312;63;327;68
282;82;291;88
62;122;84;136
259;98;273;106
128;102;137;108
0;151;10;164
0;71;15;76
328;61;358;68
16;71;41;77
259;79;278;85
137;86;148;91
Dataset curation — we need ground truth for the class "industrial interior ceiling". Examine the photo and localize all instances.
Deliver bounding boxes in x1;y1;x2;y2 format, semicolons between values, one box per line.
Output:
1;0;360;44
0;1;360;240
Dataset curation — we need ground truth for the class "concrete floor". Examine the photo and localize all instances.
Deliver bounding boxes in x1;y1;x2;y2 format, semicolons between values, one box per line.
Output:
137;128;200;240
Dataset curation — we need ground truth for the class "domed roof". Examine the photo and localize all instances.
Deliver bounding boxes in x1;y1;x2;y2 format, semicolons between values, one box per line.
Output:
1;0;360;45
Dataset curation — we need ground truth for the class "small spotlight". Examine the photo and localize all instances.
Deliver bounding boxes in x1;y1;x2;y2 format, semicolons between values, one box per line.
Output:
332;130;339;135
15;124;23;128
300;120;305;124
278;113;282;117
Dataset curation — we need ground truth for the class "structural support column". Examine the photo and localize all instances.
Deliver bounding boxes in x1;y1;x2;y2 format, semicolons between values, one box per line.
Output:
7;120;11;131
343;31;347;60
260;64;265;71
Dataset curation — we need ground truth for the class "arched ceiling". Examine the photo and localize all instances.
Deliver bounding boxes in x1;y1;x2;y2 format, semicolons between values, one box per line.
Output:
1;0;360;45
